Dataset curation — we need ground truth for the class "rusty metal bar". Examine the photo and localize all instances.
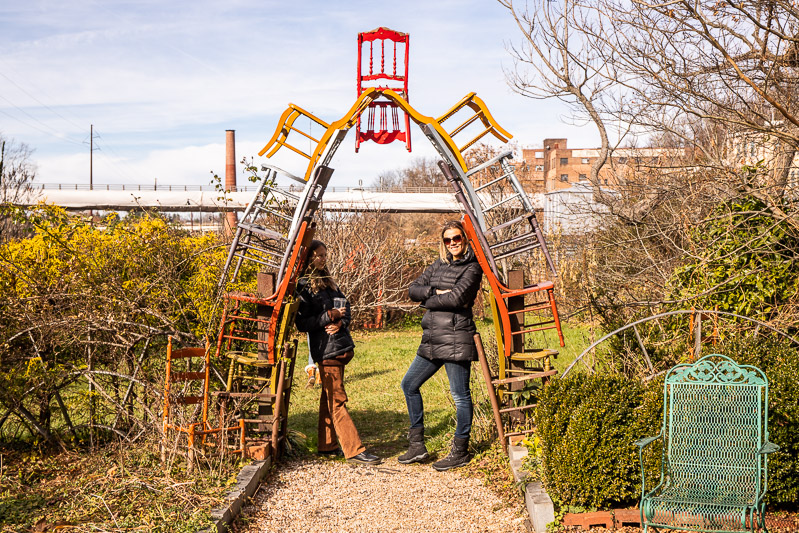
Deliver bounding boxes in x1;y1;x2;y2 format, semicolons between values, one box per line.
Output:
475;333;506;454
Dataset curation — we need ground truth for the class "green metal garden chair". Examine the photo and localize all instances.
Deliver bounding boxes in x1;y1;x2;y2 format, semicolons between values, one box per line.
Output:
635;354;779;533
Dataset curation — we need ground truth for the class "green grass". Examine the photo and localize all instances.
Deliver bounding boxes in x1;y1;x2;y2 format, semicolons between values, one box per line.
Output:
551;322;600;373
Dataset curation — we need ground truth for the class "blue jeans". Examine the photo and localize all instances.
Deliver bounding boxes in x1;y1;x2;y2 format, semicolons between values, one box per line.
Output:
400;356;473;439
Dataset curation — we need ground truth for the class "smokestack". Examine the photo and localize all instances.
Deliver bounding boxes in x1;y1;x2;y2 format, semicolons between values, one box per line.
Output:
224;130;238;237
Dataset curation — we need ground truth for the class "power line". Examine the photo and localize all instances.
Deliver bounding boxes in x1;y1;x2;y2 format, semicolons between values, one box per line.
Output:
92;128;141;183
0;106;83;146
0;68;85;131
93;145;140;183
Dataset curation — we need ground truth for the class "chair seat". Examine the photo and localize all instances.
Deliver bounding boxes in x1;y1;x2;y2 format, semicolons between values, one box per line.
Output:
509;349;559;361
503;280;554;295
225;291;275;305
650;487;755;507
225;351;272;367
644;484;757;532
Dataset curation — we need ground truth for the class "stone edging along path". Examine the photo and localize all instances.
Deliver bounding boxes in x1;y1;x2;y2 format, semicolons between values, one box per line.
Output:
197;457;273;533
507;445;555;533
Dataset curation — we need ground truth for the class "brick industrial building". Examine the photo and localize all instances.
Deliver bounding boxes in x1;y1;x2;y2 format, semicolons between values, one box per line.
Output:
516;138;676;193
466;138;677;194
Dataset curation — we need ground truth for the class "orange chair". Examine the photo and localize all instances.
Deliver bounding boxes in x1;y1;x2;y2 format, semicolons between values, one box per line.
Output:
162;337;245;469
463;208;565;360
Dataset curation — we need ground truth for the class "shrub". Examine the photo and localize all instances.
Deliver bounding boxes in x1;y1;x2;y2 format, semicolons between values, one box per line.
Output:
668;195;798;329
0;207;235;447
534;374;662;509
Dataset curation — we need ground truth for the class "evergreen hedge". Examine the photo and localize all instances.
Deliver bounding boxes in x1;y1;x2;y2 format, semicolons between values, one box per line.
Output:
716;337;799;505
533;374;662;509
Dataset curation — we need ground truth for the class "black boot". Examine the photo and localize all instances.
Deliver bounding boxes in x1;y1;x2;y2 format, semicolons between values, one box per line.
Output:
398;427;429;464
432;436;471;471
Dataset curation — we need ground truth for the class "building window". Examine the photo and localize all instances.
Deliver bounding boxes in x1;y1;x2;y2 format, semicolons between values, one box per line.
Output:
560;174;569;182
579;173;587;180
581;158;589;164
535;165;544;171
603;179;608;185
535;151;544;158
618;157;627;164
560;157;569;165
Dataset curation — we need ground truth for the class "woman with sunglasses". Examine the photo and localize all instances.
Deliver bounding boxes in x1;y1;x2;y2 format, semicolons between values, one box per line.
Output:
399;220;483;471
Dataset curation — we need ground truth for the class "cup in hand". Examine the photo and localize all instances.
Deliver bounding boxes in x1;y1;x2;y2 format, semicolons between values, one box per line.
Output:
333;297;347;312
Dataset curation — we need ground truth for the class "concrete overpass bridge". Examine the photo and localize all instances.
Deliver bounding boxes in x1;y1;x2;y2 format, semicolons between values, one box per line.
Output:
20;183;464;213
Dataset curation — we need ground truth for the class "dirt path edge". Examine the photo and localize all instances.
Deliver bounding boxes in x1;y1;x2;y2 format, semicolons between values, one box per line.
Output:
198;457;273;533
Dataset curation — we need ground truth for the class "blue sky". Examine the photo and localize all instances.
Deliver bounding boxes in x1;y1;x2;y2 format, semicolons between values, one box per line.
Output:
0;0;599;188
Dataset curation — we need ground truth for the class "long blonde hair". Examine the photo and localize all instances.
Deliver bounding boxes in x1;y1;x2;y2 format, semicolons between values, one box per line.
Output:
439;220;469;263
302;240;338;293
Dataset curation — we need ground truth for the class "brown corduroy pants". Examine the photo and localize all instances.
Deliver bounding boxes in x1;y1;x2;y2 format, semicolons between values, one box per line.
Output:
318;362;365;459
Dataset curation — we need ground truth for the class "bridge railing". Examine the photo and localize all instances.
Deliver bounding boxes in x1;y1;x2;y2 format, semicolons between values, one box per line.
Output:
34;183;453;194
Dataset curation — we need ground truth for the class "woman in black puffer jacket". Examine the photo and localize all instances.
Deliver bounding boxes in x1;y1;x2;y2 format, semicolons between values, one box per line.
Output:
399;220;483;471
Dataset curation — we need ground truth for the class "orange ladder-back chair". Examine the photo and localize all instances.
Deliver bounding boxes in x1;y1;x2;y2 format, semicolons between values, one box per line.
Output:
464;214;561;448
463;212;565;353
162;337;245;468
214;220;313;365
435;93;511;157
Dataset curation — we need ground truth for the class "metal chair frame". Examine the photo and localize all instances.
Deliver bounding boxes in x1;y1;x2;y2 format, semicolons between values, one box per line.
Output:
636;354;779;533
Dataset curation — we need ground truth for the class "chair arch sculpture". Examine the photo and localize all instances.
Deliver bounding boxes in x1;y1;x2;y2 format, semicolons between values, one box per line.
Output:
172;88;567;461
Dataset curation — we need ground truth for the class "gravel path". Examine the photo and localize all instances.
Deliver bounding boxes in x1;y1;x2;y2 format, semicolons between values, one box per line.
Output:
238;457;527;533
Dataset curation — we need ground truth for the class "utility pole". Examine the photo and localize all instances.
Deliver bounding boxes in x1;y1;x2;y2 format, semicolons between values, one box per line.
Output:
90;124;93;190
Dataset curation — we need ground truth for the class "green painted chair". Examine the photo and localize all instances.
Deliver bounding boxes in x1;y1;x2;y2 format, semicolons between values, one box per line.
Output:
635;354;779;533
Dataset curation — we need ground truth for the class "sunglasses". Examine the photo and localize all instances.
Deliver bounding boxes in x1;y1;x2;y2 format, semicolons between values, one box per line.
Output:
443;235;463;245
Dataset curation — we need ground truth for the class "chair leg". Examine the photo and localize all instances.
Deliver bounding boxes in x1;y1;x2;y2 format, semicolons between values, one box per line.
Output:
239;419;246;457
757;505;768;533
187;425;196;474
225;357;239;392
547;287;565;347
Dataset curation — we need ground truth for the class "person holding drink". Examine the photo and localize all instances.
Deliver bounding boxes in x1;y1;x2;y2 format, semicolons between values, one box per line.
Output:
295;240;382;465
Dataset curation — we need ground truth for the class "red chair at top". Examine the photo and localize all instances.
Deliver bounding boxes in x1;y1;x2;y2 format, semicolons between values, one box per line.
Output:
356;27;411;152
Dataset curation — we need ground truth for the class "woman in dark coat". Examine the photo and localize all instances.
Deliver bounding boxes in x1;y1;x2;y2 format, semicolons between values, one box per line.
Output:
295;240;381;465
399;220;483;471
